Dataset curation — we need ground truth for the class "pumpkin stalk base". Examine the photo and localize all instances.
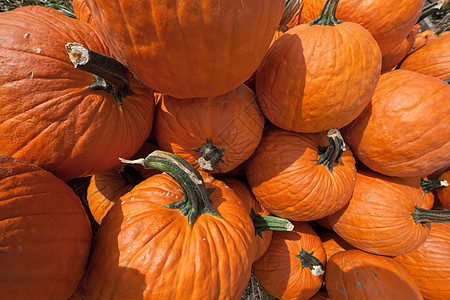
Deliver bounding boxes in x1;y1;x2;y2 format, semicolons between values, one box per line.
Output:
421;178;448;194
412;205;450;224
65;42;133;108
194;139;227;171
309;0;342;26
316;128;346;173
296;248;325;276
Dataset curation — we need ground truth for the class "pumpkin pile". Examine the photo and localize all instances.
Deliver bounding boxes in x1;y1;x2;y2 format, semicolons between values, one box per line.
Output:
0;0;449;299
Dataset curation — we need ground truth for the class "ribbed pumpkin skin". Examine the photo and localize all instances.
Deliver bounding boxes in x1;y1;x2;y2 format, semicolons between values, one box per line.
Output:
437;169;450;209
400;177;435;209
84;0;285;98
342;70;450;178
253;222;326;300
256;19;381;133
328;169;430;256
319;231;354;260
154;84;264;173
0;6;155;181
0;155;92;299
400;33;450;80
75;173;254;299
299;0;426;55
72;0;94;24
246;127;356;221
394;223;450;300
381;25;418;73
222;178;272;261
326;250;423;300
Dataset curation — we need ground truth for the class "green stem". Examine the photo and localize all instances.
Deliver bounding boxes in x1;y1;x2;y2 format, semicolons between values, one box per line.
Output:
65;42;133;108
120;150;221;226
421;178;448;194
417;0;445;23
296;249;325;276
251;208;294;236
194;139;227;171
309;0;341;26
411;205;450;224
316;128;346;173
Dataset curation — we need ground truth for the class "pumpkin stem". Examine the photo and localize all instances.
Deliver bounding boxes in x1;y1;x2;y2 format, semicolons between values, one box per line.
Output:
120;165;146;187
279;0;302;29
445;77;450;84
65;42;133;109
316;128;346;173
411;205;450;224
417;0;445;23
120;151;221;226
296;248;325;276
251;208;294;237
194;139;227;171
309;0;341;26
421;178;448;194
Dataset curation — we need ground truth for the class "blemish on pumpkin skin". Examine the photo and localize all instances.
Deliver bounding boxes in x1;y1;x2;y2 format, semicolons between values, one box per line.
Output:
27;72;33;79
24;33;30;38
34;48;41;53
355;281;363;289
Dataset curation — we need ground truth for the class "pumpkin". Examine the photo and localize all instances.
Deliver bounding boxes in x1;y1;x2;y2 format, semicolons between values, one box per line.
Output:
400;32;450;80
381;24;419;73
73;151;256;299
0;155;91;299
414;29;437;49
309;291;330;300
253;221;326;300
72;0;94;25
394;223;450;300
326;250;423;299
342;69;450;178
319;231;354;260
256;0;381;133
221;178;273;261
154;84;264;173
0;6;155;181
84;0;285;98
246;126;356;221
437;169;450;209
328;169;450;256
87;143;159;224
299;0;426;55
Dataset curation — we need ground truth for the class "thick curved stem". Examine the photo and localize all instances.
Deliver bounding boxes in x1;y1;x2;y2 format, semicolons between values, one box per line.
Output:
251;208;294;236
421;178;448;194
120;150;221;226
309;0;341;26
316;128;346;173
296;248;325;276
194;139;227;171
65;42;132;108
412;205;450;224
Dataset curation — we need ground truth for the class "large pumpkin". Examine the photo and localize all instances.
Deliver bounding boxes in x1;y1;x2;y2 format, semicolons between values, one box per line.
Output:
328;169;450;256
0;6;155;181
246;126;356;221
326;250;423;299
299;0;426;55
154;84;264;173
256;0;381;133
342;69;450;178
253;221;326;300
394;223;450;300
84;0;285;98
74;151;256;299
0;155;91;299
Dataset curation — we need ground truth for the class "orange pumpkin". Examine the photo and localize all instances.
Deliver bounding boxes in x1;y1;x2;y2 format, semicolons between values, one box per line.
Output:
246;127;356;221
154;84;264;173
84;0;285;98
300;0;426;55
437;169;450;209
256;0;381;133
74;151;256;299
253;221;326;300
394;223;450;300
319;231;354;260
342;69;450;178
72;0;94;25
0;6;155;181
326;250;423;299
414;29;437;49
328;169;450;256
400;32;450;80
381;24;419;73
0;155;91;299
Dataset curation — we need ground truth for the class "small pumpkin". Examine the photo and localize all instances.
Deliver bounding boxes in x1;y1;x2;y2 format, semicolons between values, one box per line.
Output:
414;29;437;49
256;0;381;133
246;127;356;221
381;24;419;73
394;223;450;300
0;155;92;299
326;250;423;299
342;69;450;178
154;84;264;173
253;221;326;300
